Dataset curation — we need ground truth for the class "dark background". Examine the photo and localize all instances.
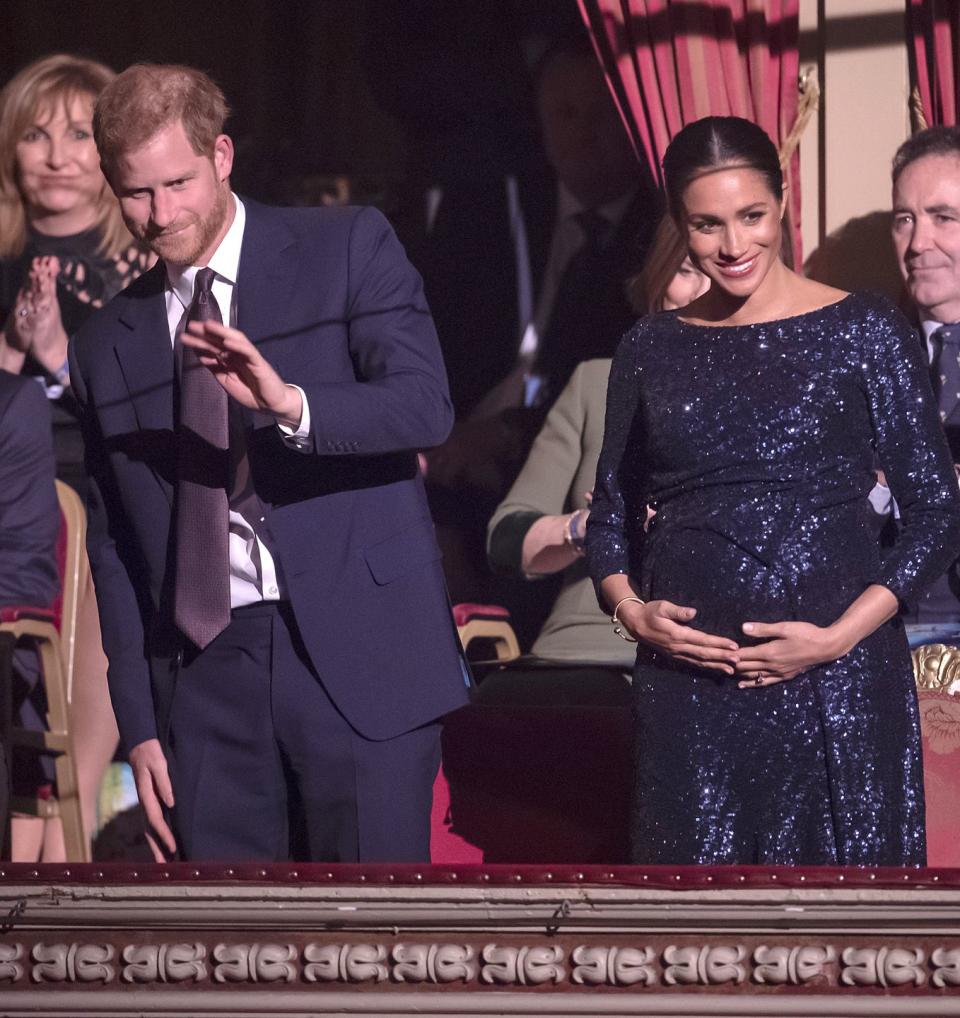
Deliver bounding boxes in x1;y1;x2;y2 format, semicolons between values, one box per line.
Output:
0;0;582;211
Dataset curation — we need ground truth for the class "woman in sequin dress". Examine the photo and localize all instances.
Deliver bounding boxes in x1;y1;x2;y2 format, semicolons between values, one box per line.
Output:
586;116;960;866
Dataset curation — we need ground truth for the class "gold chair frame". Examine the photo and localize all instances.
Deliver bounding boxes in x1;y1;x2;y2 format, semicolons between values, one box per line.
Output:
3;480;89;862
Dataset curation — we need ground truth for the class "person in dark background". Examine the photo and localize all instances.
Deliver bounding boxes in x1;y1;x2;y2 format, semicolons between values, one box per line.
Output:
418;30;660;444
0;369;59;858
370;9;661;624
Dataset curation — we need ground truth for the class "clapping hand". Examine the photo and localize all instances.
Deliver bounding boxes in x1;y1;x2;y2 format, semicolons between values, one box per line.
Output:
6;257;69;374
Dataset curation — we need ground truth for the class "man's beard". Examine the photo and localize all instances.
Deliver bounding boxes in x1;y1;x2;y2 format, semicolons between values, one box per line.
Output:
142;184;230;267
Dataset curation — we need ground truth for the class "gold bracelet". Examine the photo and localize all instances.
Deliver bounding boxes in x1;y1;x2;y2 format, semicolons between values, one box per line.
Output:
563;510;586;555
611;595;645;642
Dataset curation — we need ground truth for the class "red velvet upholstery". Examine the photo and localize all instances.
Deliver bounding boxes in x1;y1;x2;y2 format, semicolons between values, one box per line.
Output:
0;605;56;623
451;603;511;627
919;689;960;866
430;765;482;864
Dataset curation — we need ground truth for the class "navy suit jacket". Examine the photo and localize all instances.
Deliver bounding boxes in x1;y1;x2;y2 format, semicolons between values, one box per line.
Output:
0;370;58;608
69;201;469;753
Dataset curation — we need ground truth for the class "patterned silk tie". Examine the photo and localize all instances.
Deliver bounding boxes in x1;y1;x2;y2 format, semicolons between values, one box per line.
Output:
932;324;960;422
174;267;231;648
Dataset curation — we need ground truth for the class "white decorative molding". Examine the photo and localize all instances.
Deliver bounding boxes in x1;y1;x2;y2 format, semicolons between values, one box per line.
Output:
302;943;389;983
932;946;960;987
663;944;746;985
212;943;297;983
0;942;24;982
121;943;208;983
1;873;960;1015
30;943;114;983
480;944;565;985
840;946;927;987
571;945;656;986
752;944;836;985
390;943;477;983
5;988;960;1016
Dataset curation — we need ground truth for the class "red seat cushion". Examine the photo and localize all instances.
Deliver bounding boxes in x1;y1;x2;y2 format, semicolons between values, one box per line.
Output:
452;603;511;627
919;689;960;866
0;605;56;624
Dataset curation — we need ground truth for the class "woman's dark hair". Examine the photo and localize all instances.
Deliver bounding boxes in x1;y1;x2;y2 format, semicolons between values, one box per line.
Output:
662;116;783;218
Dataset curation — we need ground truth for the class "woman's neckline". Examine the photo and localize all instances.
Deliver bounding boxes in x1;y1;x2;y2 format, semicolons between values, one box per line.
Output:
672;291;855;330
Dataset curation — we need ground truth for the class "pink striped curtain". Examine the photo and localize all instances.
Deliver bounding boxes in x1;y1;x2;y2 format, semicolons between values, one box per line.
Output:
907;0;960;127
578;0;802;263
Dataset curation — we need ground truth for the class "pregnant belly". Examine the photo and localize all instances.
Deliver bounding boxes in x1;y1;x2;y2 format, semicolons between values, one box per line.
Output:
641;523;871;643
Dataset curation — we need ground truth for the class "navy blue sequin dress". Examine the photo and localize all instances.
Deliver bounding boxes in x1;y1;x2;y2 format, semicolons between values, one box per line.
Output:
586;292;960;866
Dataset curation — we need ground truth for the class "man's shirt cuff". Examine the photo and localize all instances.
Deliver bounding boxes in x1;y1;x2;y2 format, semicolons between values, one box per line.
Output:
276;384;311;449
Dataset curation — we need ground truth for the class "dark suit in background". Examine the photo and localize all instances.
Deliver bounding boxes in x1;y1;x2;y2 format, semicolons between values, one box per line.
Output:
70;201;469;860
0;370;59;844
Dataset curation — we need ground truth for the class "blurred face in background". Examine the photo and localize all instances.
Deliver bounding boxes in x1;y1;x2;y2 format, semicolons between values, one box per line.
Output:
662;256;709;310
892;153;960;324
16;91;104;234
537;50;637;209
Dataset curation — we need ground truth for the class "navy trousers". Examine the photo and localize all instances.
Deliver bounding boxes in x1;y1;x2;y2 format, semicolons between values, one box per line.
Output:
165;602;440;862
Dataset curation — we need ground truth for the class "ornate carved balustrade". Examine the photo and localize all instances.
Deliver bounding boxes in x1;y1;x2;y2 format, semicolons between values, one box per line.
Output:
0;863;958;1015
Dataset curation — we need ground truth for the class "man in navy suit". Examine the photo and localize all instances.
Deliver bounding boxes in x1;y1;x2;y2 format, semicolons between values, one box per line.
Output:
69;64;468;862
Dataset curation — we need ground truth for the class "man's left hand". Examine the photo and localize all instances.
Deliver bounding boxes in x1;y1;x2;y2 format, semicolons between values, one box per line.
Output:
182;320;302;428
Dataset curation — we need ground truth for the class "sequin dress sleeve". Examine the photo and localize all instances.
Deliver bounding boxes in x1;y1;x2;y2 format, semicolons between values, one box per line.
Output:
584;320;644;591
859;296;960;603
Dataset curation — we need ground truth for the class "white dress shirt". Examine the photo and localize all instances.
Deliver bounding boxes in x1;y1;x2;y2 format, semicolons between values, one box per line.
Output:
164;195;310;608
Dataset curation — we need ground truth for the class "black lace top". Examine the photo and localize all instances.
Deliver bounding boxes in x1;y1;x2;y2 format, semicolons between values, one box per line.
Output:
0;226;151;491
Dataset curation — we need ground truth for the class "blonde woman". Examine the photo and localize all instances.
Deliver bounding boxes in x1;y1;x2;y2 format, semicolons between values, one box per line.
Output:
0;55;150;860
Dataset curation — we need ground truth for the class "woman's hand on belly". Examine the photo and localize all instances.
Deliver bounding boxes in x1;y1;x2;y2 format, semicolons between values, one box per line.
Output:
733;584;900;688
618;597;741;675
733;620;844;687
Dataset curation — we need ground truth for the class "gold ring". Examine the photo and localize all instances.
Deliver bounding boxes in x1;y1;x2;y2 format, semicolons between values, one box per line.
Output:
754;673;765;686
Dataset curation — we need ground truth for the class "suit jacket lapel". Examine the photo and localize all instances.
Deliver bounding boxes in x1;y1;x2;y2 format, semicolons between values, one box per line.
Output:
236;199;298;381
114;262;175;434
112;263;175;507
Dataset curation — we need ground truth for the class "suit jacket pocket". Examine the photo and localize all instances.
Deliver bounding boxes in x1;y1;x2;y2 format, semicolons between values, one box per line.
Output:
364;517;442;585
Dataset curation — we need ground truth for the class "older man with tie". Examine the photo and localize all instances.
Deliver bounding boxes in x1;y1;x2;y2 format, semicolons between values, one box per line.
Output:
882;125;960;647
